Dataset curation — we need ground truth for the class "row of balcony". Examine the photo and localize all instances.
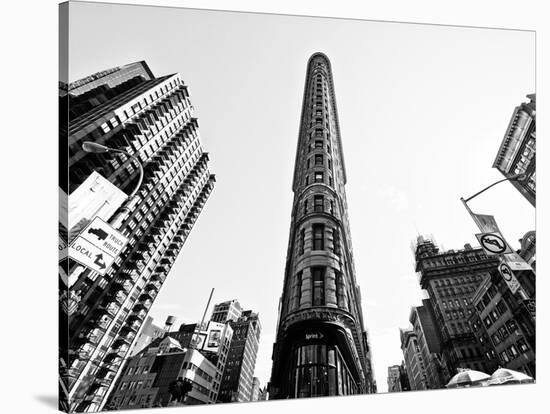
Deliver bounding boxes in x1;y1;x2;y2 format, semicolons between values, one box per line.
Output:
126;88;190;140
74;163;214;368
71;172;217;393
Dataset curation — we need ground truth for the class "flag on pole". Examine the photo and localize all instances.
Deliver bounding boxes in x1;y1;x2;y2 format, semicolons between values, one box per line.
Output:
471;213;500;233
460;198;500;233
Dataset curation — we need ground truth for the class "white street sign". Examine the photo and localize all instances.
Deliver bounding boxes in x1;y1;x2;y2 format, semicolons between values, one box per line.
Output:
69;237;116;275
68;171;127;231
476;232;513;256
69;216;128;275
81;217;128;257
503;252;534;271
497;261;521;294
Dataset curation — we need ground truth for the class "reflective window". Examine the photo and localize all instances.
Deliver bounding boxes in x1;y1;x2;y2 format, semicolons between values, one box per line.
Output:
312;267;325;306
291;344;357;398
312;224;325;250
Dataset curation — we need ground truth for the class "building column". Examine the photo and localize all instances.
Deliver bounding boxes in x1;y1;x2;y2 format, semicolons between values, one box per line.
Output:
300;267;312;308
325;267;337;307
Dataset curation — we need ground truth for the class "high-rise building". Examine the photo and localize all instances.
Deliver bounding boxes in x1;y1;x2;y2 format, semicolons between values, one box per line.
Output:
217;310;262;402
400;328;428;390
493;94;536;207
387;365;402;392
61;61;216;412
414;237;499;379
211;300;243;323
269;53;375;399
409;300;447;389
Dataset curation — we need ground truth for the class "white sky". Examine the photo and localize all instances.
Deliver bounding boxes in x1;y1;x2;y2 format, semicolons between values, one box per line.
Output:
68;2;535;393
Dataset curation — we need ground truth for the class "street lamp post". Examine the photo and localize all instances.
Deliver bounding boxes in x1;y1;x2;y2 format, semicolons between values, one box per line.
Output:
82;141;144;231
460;173;526;205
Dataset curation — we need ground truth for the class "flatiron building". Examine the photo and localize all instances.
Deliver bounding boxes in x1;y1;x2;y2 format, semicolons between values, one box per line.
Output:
269;53;375;399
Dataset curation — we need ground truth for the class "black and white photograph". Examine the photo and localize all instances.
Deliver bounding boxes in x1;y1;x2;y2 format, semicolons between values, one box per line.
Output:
53;1;540;413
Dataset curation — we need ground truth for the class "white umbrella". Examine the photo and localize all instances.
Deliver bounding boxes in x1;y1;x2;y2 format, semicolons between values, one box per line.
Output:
487;368;534;386
446;368;490;388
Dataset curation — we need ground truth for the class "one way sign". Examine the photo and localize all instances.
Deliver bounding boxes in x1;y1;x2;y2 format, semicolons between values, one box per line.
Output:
69;217;128;275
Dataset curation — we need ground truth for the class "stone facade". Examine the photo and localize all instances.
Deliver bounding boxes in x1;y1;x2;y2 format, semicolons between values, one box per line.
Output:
269;53;375;399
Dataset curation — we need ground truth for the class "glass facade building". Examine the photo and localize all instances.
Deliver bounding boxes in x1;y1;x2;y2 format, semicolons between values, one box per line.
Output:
269;53;375;399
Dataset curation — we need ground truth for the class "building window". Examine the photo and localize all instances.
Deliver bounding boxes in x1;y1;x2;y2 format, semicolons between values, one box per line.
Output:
315;140;323;148
291;344;341;398
505;320;519;335
305;176;309;186
517;338;529;353
312;224;325;250
299;229;305;255
314;172;324;183
507;345;519;359
332;228;340;256
314;195;324;212
312;267;326;306
315;154;323;166
495;300;507;314
304;200;308;215
498;325;509;340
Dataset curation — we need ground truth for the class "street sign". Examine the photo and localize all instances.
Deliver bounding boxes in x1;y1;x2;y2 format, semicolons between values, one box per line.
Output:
497;261;521;294
82;217;128;257
503;252;533;271
70;236;116;275
69;171;127;231
476;232;513;255
524;299;536;319
68;217;128;275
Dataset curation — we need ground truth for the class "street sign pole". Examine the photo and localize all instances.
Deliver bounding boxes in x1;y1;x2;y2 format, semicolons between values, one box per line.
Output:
462;197;532;300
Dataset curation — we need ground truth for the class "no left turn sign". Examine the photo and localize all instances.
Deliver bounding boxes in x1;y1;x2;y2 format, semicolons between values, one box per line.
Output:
476;232;512;255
